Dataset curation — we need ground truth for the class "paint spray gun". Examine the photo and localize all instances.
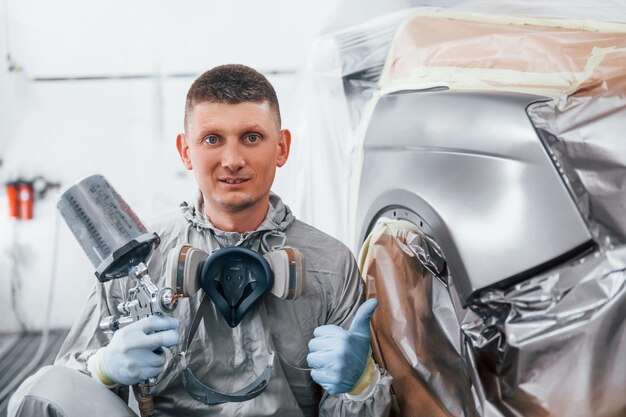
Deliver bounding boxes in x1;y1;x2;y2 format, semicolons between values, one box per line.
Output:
57;174;178;417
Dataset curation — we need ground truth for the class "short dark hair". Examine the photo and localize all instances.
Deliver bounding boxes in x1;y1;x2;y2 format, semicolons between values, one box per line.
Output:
184;64;281;131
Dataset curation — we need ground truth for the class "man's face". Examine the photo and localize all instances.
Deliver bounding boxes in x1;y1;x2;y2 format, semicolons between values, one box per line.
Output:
177;101;290;216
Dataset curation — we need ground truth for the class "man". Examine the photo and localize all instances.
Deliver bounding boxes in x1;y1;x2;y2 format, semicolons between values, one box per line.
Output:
9;64;392;416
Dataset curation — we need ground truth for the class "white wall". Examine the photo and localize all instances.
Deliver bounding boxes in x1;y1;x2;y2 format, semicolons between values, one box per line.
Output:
5;0;336;78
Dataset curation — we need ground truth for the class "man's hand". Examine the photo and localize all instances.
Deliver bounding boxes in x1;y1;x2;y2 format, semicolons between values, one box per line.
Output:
100;315;180;386
307;299;378;395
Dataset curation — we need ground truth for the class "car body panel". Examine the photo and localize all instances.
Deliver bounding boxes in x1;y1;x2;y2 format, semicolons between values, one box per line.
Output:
356;90;593;303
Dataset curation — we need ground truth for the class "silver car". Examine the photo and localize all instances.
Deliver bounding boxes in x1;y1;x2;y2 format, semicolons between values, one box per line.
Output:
350;10;626;417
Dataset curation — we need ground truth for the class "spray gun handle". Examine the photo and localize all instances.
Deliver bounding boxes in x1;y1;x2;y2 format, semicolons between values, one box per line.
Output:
99;315;135;333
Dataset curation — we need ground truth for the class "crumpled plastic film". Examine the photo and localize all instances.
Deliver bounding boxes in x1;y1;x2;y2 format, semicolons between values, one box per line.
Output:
527;69;626;243
361;218;626;417
406;228;446;279
359;218;479;417
465;246;626;417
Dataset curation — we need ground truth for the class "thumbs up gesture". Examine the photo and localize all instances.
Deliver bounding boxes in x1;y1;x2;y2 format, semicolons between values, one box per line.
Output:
307;299;378;395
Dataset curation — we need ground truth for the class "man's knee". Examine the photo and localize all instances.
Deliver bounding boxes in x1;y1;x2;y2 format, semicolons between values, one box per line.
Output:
8;365;136;417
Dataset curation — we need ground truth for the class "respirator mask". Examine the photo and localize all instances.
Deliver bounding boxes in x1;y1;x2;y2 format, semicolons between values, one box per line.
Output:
165;240;305;327
165;232;306;404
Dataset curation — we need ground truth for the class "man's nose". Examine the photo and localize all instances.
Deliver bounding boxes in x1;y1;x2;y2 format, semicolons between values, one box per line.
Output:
221;140;245;172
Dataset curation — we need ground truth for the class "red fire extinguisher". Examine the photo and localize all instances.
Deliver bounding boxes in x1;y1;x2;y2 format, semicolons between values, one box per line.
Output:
6;181;19;218
18;181;34;220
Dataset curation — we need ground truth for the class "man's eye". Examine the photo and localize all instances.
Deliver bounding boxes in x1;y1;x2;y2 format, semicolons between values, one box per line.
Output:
245;134;259;143
204;136;219;144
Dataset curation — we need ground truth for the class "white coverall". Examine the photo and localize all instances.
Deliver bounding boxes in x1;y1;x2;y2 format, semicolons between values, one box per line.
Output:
10;193;392;416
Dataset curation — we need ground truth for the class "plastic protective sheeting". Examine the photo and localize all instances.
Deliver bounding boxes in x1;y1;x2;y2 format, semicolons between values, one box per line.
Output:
359;218;478;417
360;218;626;417
527;87;626;244
380;11;626;98
284;10;410;246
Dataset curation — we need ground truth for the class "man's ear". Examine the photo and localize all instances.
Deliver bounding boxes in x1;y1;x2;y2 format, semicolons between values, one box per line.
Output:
277;129;291;168
176;133;193;170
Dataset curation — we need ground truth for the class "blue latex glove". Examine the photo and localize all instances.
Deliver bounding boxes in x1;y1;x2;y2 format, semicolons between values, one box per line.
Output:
307;298;378;395
101;315;180;385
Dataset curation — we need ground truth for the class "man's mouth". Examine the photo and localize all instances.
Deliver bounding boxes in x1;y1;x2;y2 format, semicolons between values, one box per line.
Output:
220;178;249;184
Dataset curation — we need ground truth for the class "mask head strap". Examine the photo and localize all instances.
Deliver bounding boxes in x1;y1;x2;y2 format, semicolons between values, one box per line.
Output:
261;230;287;253
179;294;273;405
